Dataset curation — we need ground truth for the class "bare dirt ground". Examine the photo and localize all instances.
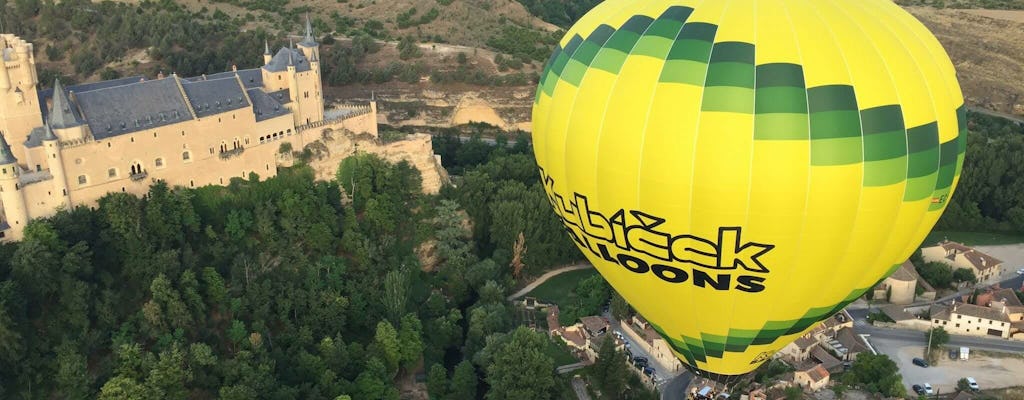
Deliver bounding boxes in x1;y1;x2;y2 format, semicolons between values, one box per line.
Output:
907;6;1024;116
973;244;1024;284
871;337;1024;394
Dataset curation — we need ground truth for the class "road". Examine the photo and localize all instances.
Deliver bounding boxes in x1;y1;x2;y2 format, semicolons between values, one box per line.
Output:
506;263;592;301
660;372;694;400
860;325;1024;353
601;312;686;393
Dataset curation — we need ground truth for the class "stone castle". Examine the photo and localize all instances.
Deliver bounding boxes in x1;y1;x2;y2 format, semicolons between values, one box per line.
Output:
0;21;447;242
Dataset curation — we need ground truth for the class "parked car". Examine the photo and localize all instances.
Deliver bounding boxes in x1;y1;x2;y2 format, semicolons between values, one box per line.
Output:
1016;268;1024;275
912;385;925;395
949;348;959;360
912;357;929;367
923;383;933;395
642;367;654;376
966;377;980;391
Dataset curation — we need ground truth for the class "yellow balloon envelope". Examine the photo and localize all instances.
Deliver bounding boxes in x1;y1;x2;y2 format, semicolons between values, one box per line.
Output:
532;0;965;376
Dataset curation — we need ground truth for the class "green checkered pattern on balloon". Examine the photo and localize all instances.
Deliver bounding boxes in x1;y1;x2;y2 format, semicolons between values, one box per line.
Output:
647;261;895;366
535;5;966;206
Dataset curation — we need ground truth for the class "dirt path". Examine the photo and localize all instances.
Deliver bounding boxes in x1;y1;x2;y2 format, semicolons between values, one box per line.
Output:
507;264;593;301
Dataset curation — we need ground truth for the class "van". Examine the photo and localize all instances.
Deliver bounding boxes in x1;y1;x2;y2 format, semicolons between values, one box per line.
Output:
960;347;970;361
912;357;929;367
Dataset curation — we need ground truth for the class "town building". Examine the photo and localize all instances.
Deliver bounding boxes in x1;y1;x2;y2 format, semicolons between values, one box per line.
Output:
0;23;446;242
793;363;830;392
931;301;1013;339
621;315;683;372
921;241;1003;282
876;260;919;305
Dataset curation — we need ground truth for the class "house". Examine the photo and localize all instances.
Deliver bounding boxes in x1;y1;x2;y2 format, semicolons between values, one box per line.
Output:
877;260;918;305
778;310;855;363
834;327;871;360
988;288;1024;338
778;334;819;363
809;346;843;372
793;363;830;392
922;241;1003;282
931;301;1013;339
579;316;609;337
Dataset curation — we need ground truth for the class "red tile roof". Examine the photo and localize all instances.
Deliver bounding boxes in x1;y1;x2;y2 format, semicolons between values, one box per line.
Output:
936;240;1002;271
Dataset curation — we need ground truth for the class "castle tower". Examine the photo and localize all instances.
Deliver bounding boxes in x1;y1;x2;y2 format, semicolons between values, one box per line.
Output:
294;16;325;125
0;133;28;241
0;34;43;165
41;124;70;209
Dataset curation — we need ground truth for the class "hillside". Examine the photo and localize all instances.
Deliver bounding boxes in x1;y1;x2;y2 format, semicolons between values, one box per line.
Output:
9;1;1024;131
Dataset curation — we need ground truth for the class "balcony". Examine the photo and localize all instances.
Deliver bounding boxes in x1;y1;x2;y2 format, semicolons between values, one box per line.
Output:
130;171;149;181
219;147;245;160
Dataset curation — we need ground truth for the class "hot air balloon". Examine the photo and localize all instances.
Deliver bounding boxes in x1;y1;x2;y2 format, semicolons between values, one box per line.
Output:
532;0;965;379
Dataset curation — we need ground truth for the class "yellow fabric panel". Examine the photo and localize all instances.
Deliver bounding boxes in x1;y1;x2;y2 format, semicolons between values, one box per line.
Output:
753;0;801;66
813;1;899;110
785;0;852;88
684;0;729;25
713;0;755;44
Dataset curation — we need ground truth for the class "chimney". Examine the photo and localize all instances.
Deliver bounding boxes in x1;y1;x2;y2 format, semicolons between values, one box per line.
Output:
232;64;237;72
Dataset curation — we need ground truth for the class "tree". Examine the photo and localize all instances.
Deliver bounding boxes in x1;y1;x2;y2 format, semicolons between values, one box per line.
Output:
842;353;906;398
374;321;401;378
917;262;954;289
926;327;950;350
957;377;971;391
784;386;802;400
575;274;609;316
56;341;92;399
383;268;410;324
953;268;977;285
592;336;628;397
450;360;478;400
427;364;448;399
832;383;847;399
398;314;424;372
610;290;631;320
483;327;555;400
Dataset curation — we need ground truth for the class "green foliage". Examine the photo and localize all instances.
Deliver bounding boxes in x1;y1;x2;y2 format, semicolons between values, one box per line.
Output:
842;353;907;398
486;25;557;62
399;36;423;60
918;262;955;289
427;363;448;399
450;360;479;399
610;289;632;320
784;386;803;400
958;377;971;391
590;336;629;398
953;268;977;284
482;327;556;400
927;327;950;350
515;0;602;27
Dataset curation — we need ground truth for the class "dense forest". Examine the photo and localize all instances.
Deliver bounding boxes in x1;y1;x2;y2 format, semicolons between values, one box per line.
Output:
935;112;1024;233
0;135;647;399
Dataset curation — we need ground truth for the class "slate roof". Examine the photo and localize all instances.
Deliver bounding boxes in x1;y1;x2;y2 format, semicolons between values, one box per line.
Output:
794;334;817;350
74;77;193;139
267;88;291;103
186;68;263;89
0;220;10;231
48;80;84;129
23;127;45;148
835;327;870;354
38;76;144;120
264;47;312;73
181;77;250;118
300;15;318;48
0;133;15;164
810;346;842;371
991;288;1023;307
247;88;289;122
887;261;917;282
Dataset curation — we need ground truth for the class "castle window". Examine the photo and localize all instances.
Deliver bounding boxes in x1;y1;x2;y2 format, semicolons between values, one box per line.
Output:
154;132;158;137
108;168;117;178
209;147;214;154
245;137;250;145
155;158;164;168
182;151;191;161
78;175;87;185
35;164;41;172
190;180;194;187
131;137;135;143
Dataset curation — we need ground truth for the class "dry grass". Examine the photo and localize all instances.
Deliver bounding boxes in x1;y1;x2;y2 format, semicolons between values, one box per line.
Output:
906;6;1024;115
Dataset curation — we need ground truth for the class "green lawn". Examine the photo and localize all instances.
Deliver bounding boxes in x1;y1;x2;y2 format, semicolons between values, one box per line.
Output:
545;339;580;366
525;268;598;308
922;230;1024;247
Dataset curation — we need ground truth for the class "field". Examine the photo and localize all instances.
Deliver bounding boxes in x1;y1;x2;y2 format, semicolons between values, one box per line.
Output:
524;268;598;307
922;230;1024;246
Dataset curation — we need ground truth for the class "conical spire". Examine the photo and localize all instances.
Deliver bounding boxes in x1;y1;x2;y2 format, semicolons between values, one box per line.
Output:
49;79;80;129
300;14;318;46
288;39;294;66
0;133;16;165
264;39;271;55
42;123;58;141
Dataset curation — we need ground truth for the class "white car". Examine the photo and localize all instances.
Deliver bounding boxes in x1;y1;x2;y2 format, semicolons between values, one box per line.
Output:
923;383;934;395
1016;268;1024;275
966;377;979;391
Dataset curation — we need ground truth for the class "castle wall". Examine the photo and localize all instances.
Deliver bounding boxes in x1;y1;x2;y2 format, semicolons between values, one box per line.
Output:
0;35;42;164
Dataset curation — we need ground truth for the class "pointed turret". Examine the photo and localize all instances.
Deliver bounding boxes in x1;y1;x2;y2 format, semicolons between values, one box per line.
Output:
264;40;273;65
42;123;58;142
301;14;317;47
288;39;295;66
49;79;80;129
0;134;16;165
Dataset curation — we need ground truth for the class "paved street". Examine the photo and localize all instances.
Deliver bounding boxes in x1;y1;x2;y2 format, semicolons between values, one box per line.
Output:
602;311;684;386
861;325;1024;353
660;372;694;400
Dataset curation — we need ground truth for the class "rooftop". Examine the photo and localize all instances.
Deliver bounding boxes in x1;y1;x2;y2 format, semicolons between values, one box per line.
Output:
809;346;842;371
800;363;829;382
951;302;1011;322
75;77;193;139
932;240;1003;271
835;327;870;354
887;260;917;282
579;316;608;335
561;326;587;349
794;334;817;350
180;77;250;118
264;47;312;73
990;288;1023;307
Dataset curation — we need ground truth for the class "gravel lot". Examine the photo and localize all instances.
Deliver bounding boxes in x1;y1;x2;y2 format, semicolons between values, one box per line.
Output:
870;338;1024;394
